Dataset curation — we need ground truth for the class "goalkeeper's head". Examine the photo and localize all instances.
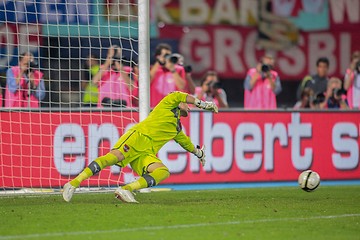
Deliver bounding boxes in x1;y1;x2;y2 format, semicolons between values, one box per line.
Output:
179;102;190;117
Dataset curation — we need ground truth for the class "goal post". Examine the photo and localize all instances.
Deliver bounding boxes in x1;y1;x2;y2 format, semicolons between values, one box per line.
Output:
138;0;150;121
0;0;150;194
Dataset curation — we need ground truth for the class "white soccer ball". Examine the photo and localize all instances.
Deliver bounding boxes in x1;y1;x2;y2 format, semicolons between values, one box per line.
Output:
298;170;320;192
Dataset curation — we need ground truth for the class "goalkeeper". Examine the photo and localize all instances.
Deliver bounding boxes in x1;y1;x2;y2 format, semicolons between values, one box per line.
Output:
63;91;218;203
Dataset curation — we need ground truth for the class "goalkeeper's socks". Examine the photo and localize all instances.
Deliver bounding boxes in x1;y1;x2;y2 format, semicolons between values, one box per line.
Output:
70;153;119;188
70;168;92;188
148;166;170;185
121;166;170;191
122;177;148;192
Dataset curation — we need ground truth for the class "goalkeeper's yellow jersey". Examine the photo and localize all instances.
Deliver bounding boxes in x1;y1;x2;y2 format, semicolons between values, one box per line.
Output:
131;91;195;154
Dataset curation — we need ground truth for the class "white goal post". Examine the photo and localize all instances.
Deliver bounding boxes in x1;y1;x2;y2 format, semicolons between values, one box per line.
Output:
138;0;150;121
0;0;150;194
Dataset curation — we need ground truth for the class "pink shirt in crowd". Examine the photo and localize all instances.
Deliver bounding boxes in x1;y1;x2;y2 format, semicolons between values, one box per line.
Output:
5;66;43;108
244;68;281;109
97;69;132;108
150;65;185;107
345;68;360;109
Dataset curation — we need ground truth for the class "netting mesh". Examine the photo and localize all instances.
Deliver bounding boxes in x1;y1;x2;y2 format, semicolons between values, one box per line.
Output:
0;0;140;194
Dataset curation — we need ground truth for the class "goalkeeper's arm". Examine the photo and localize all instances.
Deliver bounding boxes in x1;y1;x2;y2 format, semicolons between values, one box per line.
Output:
185;94;218;113
174;131;206;166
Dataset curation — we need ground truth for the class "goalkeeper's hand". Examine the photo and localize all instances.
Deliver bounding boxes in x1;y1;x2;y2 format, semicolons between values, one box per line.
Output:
194;99;218;113
194;145;206;167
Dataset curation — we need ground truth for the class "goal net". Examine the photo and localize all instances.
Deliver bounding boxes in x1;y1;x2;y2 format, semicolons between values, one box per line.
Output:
0;0;146;194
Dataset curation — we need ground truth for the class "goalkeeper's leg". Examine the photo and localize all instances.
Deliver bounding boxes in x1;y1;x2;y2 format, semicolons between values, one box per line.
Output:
114;162;170;203
63;150;123;202
70;152;121;187
121;162;170;192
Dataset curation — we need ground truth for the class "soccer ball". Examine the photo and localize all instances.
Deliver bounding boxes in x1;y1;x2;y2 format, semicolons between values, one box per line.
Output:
298;170;320;192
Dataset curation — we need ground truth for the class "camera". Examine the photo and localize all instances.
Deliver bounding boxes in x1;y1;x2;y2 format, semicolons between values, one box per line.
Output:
184;65;192;73
111;47;122;67
261;64;271;73
28;61;38;73
112;55;122;67
207;80;222;90
164;53;179;64
332;88;346;98
311;92;325;105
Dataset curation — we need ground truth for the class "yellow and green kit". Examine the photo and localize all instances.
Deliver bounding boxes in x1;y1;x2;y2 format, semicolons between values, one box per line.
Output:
113;91;195;176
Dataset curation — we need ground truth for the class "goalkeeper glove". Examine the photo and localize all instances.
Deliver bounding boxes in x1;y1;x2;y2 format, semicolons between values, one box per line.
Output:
194;145;206;167
194;98;218;113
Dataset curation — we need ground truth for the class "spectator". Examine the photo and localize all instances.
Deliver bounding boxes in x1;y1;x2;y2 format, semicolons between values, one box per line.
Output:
195;71;228;109
321;77;349;110
81;54;100;107
244;54;282;109
5;52;45;108
93;46;133;108
297;57;329;100
150;43;186;107
293;87;314;109
311;92;326;110
344;51;360;109
172;53;196;95
125;60;139;107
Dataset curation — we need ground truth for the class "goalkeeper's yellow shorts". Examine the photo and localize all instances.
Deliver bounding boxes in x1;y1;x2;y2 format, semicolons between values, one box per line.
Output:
112;129;161;176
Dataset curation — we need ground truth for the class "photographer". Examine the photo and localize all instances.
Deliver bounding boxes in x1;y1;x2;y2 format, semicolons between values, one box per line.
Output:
344;51;360;109
293;87;314;109
171;53;196;95
195;71;228;109
244;54;282;109
5;52;45;108
92;45;133;108
149;43;186;107
321;77;349;110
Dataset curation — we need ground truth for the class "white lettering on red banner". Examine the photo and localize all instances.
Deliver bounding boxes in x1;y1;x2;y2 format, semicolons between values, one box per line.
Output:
160;25;359;80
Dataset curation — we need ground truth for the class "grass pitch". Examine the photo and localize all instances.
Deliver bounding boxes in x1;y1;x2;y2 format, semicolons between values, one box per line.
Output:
0;186;359;240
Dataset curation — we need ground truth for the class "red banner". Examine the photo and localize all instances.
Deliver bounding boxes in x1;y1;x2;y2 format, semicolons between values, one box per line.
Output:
159;25;360;80
1;111;360;188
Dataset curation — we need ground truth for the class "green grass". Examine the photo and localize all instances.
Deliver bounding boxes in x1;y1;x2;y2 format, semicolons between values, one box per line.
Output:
0;186;359;240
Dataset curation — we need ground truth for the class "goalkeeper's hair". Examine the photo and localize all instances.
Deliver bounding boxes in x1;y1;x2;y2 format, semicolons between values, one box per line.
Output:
154;43;172;57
